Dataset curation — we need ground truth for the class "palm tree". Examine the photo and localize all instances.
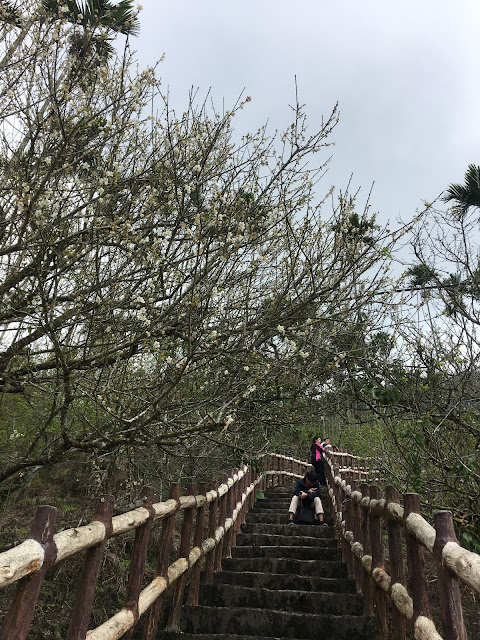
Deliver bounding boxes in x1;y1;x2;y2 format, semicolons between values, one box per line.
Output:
1;1;139;71
41;0;140;36
442;164;480;218
5;0;139;161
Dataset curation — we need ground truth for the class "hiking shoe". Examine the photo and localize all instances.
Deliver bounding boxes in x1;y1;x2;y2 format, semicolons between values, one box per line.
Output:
319;521;328;527
288;520;295;525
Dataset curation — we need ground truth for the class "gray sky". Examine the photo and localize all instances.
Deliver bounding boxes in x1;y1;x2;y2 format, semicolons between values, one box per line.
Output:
132;1;480;235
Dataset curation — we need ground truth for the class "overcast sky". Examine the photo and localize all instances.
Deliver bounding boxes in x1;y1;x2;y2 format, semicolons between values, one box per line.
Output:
132;1;480;238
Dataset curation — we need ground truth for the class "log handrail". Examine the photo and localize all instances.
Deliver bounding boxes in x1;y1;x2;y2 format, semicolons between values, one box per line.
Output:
1;450;478;640
323;452;480;640
0;454;308;640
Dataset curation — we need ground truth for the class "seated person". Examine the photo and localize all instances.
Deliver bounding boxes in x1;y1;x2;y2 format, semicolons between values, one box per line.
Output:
288;470;327;525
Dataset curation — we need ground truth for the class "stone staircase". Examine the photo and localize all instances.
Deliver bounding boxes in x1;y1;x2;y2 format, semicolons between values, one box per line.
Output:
158;485;376;640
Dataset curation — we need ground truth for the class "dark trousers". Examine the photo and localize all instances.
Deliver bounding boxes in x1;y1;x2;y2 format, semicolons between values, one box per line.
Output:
314;460;326;486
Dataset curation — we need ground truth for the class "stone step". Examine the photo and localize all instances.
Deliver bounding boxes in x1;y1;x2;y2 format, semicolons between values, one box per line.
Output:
231;545;342;561
212;570;356;594
181;605;376;639
240;523;335;538
199;583;363;615
158;633;305;640
220;557;348;578
246;512;334;525
251;501;330;511
263;488;328;496
235;532;337;548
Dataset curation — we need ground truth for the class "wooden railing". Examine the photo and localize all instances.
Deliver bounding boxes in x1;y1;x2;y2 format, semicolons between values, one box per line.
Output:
324;451;480;640
2;450;477;640
0;454;308;640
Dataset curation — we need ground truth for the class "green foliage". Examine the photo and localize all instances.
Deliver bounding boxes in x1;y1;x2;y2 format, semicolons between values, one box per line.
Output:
42;0;140;35
406;263;437;287
442;163;480;218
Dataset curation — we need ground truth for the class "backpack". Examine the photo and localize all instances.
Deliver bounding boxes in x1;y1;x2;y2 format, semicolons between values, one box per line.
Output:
294;499;315;525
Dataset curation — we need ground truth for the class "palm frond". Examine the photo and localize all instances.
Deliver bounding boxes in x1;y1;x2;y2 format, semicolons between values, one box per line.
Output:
442;164;480;218
99;1;140;36
42;0;139;36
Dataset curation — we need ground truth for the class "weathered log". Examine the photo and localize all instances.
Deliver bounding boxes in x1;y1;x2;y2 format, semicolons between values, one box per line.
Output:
372;566;392;592
386;500;404;523
87;558;188;640
405;512;436;554
368;497;385;517
391;582;413;620
0;539;46;588
361;554;372;573
351;490;363;504
442;540;480;594
413;616;444;640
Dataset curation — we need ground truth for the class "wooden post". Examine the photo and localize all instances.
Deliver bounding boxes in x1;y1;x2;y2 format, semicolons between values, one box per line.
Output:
344;475;354;580
67;495;114;640
232;472;242;539
214;474;228;572
143;483;180;640
223;472;236;559
339;478;350;568
167;483;195;631
385;486;406;640
369;485;389;639
124;486;156;640
433;511;468;640
204;482;219;585
0;506;57;640
332;463;342;525
404;493;432;623
241;471;247;523
260;458;266;492
360;483;374;616
246;469;255;512
351;480;363;591
187;483;207;606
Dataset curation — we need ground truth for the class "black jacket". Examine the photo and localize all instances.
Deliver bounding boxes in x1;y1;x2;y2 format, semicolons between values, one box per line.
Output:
310;443;325;466
293;477;321;504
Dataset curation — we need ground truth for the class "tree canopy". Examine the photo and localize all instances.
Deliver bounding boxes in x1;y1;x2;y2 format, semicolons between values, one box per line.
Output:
0;0;400;484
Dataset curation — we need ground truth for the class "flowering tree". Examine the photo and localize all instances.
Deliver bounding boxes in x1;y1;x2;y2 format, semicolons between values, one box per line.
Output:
0;0;398;484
